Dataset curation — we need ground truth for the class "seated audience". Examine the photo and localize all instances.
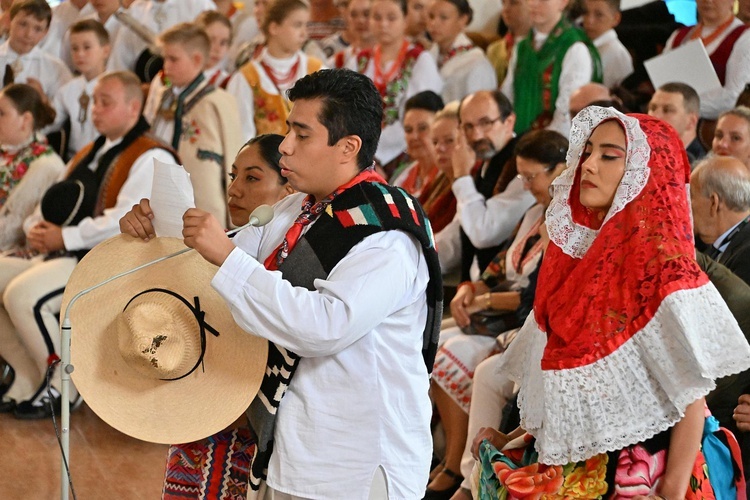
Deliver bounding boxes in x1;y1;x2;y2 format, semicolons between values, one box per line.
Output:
348;0;442;175
227;0;324;140
691;155;750;284
420;102;459;233
47;19;110;161
391;90;444;193
322;0;374;64
436;90;535;279
501;0;600;136
663;0;750;119
712;106;750;169
581;0;632;88
0;84;64;251
648;82;706;165
144;23;243;228
0;71;177;419
0;0;72;100
427;130;566;499
58;0;121;73
485;0;531;86
426;0;496;103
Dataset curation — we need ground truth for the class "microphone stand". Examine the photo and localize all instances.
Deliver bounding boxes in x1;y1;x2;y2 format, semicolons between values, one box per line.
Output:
58;205;273;500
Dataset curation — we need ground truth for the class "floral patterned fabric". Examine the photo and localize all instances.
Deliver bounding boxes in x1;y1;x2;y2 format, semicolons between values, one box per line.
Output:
0;137;54;208
356;44;424;127
476;432;723;500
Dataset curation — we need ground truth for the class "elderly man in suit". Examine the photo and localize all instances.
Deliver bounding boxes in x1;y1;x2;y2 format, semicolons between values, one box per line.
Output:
691;155;750;285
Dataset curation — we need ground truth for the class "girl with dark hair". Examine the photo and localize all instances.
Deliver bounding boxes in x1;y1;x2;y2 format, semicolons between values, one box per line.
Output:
427;129;568;499
426;0;497;103
0;83;64;252
162;133;294;500
349;0;443;174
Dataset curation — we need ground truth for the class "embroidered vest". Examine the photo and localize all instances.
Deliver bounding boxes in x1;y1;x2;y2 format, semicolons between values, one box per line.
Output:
672;24;749;85
246;181;443;490
240;57;323;135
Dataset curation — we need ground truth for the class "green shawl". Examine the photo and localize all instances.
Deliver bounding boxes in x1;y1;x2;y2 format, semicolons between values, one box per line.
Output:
513;18;602;134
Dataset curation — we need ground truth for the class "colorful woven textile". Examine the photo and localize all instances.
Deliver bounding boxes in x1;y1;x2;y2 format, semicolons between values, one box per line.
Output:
163;426;255;500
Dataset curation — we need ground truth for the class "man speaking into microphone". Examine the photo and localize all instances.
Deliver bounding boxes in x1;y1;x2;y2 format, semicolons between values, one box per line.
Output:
120;69;442;500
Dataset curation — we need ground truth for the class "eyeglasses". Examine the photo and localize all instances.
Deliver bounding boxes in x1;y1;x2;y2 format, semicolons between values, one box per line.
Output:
461;116;502;135
516;164;556;184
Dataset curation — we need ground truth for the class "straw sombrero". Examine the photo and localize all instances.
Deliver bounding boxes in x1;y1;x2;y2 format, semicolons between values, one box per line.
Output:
61;234;267;445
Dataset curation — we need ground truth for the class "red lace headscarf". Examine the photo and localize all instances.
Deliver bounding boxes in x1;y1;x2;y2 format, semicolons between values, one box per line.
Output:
501;107;750;465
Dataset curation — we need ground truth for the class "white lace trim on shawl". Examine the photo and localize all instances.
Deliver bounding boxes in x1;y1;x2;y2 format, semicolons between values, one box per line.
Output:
546;106;651;259
498;282;750;465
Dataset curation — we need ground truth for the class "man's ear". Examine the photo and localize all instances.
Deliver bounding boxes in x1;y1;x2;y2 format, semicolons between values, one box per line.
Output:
338;134;363;164
710;192;721;216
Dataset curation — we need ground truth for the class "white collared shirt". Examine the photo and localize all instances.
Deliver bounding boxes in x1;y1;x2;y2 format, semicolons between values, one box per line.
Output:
48;75;100;157
594;29;633;88
428;32;497;103
0;42;73;100
211;192;432;499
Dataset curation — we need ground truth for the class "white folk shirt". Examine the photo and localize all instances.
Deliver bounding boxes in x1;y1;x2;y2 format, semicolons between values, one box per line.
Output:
211;192;432;499
22;138;173;251
665;17;750;119
49;75;100;157
594;29;633;88
108;0;217;72
501;33;593;137
226;49;322;141
348;48;443;165
429;32;498;103
0;43;73;100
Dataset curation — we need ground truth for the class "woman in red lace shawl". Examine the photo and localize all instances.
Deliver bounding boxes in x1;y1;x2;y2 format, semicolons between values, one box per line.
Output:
472;107;750;499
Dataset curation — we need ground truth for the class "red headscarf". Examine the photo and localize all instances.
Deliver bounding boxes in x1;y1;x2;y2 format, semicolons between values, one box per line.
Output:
500;107;750;465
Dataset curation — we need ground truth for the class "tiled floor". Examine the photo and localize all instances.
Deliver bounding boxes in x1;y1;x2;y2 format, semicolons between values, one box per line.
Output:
0;403;168;499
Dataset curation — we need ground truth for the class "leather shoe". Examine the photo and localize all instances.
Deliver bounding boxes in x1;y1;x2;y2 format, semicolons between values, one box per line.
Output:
14;391;62;420
0;398;15;413
423;468;463;500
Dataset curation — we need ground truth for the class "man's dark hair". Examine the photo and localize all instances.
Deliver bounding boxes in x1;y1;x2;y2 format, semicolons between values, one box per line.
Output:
287;69;383;170
405;90;444;114
658;82;700;115
458;90;513;123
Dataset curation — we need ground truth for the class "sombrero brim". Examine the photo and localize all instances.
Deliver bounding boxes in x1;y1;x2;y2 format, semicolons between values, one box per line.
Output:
61;234;267;445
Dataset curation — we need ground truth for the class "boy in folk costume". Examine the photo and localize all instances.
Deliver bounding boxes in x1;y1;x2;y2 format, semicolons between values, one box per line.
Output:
500;0;601;137
0;0;72;101
46;19;111;161
143;22;242;229
226;0;324;141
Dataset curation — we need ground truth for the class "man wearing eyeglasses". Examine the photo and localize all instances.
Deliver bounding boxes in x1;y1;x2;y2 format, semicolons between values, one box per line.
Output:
435;89;535;282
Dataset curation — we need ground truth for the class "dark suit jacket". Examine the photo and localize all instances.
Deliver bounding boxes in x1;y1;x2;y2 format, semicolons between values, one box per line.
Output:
718;219;750;286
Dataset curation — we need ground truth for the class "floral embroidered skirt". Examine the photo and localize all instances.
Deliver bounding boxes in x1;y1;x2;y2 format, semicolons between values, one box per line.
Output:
474;417;745;500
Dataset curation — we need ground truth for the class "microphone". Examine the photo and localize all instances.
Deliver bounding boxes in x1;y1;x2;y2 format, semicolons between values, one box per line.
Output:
228;204;274;237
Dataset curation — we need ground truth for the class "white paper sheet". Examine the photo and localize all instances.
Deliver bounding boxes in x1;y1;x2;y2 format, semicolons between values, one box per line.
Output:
150;159;195;238
644;39;722;95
